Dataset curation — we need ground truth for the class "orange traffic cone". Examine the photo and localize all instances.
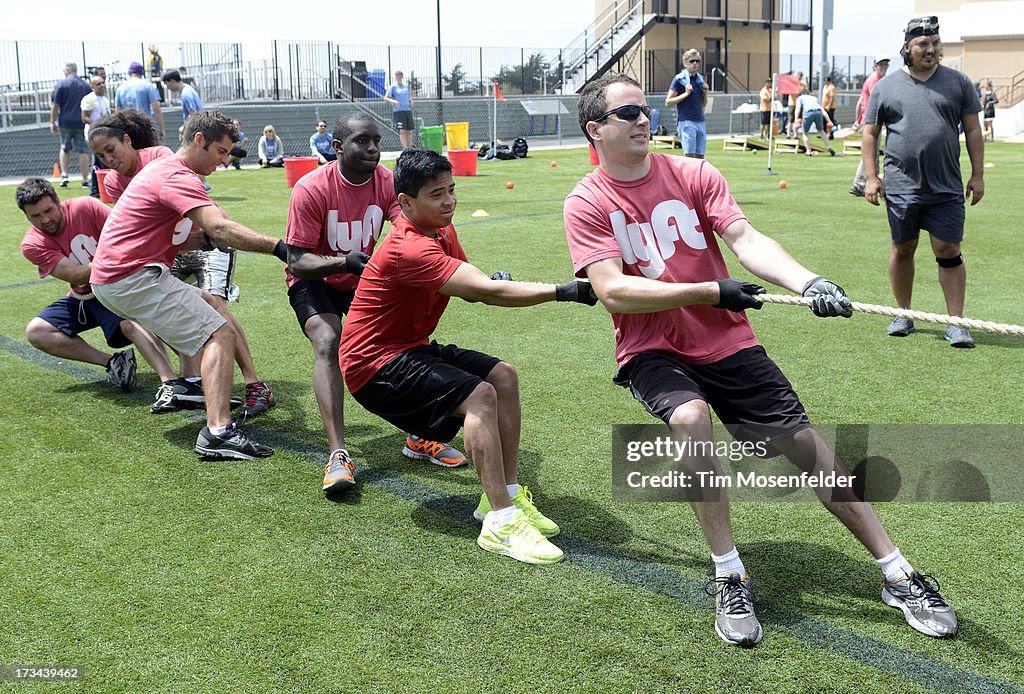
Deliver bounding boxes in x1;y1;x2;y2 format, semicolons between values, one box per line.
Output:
52;162;60;178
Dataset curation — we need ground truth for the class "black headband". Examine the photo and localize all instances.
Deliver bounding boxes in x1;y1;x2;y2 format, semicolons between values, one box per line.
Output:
905;16;939;40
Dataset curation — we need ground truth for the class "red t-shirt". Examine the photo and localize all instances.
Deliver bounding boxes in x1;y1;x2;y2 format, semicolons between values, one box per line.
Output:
103;146;174;202
563;153;759;368
90;154;215;285
285;163;401;292
21;197;110;296
856;73;883;126
339;214;467;394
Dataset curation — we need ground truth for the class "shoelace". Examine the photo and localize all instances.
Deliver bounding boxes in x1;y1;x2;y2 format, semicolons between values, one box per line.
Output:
326;451;352;476
906;572;949;608
245;383;269;407
704;575;757;616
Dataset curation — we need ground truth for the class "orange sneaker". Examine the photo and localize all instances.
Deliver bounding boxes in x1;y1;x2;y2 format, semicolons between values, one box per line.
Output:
322;449;355;492
402;436;467;468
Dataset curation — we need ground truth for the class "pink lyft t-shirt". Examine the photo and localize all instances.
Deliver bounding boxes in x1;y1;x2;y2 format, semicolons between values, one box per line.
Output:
339;214;466;394
90;154;215;285
285;163;401;292
563;153;759;368
21;196;110;296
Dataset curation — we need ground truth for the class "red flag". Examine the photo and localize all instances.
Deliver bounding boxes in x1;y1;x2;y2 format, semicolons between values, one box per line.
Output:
493;80;506;102
774;73;802;95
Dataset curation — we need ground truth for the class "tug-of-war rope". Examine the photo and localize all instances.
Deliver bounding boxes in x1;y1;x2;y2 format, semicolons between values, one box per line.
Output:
759;294;1024;336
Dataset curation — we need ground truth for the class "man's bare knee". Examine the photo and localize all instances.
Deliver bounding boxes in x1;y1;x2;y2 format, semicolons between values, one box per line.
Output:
668;400;711;432
486;361;519;395
25;318;51;348
457;381;498;419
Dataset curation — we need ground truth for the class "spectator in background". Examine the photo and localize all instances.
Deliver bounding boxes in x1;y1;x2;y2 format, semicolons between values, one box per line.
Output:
982;79;998;140
50;62;93;188
114;61;165;144
794;86;836;156
147;44;165;102
849;56;890;196
309;120;336;163
258;125;286;167
227;119;248;170
163;70;210;191
821;75;837;140
384;71;415;150
665;49;708;158
80;74;111;198
758;78;772;139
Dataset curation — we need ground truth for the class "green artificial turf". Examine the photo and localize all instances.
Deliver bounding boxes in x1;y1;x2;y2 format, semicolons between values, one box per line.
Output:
0;141;1021;693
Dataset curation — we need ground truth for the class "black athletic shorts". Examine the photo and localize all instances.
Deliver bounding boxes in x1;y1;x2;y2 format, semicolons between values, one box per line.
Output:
288;278;355;330
393;110;414;131
759;110;771;126
614;346;810;457
351;341;501;443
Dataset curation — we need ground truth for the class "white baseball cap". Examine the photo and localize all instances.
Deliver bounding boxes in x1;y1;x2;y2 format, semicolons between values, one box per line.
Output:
874;56;891;65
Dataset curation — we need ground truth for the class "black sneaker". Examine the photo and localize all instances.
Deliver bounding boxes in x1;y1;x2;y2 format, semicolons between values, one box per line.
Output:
106;348;137;392
59;176;69;188
195;421;273;460
240;381;276;421
151;378;205;413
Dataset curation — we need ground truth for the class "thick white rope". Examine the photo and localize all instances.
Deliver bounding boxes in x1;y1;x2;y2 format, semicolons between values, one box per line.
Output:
759;294;1024;336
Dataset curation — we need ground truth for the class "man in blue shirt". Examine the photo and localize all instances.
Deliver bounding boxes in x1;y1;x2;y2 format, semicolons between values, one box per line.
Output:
665;49;708;158
162;69;211;191
50;62;93;188
309;120;336;163
384;71;414;150
114;62;165;143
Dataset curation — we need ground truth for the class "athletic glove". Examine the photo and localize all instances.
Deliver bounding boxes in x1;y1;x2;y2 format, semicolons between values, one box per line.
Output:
272;239;288;262
344;251;371;275
801;276;853;318
555;279;599;306
203;231;233;253
713;278;766;312
490;270;513;281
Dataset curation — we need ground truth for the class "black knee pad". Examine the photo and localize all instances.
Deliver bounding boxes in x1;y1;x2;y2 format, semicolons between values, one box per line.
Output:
936;254;963;268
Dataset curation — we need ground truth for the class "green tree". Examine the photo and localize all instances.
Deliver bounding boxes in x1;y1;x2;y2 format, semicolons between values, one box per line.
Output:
493;52;551;95
444;63;468;96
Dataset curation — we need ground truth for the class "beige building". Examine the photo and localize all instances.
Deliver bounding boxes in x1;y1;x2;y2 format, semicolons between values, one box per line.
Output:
917;0;1024;104
581;0;811;93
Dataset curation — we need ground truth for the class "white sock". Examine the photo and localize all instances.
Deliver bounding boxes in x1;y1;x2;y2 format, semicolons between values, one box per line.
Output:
876;548;913;583
489;505;516;526
209;424;229;436
506;483;519;498
711;547;746;578
185;376;201;383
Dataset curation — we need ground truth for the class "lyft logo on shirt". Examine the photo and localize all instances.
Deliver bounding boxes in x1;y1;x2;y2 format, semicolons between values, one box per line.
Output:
69;234;97;265
326;205;385;253
611;199;706;279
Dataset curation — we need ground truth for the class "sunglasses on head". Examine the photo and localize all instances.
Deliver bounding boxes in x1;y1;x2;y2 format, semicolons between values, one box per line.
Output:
594;104;652;122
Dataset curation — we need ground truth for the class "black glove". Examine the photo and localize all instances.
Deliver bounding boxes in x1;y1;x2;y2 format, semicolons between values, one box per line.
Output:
802;276;853;318
491;270;513;281
203;231;232;253
713;279;765;312
344;251;371;275
272;239;288;262
555;279;599;306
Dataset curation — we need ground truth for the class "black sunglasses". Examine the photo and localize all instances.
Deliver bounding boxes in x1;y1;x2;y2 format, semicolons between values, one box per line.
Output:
687;59;701;64
594;104;652;122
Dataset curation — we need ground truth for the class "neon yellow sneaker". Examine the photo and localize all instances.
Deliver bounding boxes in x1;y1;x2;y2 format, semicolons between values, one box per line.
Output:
473;485;560;537
477;509;564;565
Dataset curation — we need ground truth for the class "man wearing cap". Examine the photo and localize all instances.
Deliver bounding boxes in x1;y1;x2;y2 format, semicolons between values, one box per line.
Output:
862;16;984;348
849;56;890;196
114;62;165;144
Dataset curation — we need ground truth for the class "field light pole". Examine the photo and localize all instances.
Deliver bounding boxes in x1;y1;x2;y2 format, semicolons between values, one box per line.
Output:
436;0;443;99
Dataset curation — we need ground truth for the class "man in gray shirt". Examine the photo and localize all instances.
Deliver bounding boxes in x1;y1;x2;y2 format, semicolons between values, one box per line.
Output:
862;15;984;347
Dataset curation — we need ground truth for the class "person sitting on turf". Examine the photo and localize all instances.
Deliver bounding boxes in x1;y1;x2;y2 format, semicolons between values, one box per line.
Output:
18;177;177;399
258;125;286;167
794;86;836;156
339;147;599;564
309;120;336;164
283;113;468;494
89;109;277;419
227;119;248;170
564;73;957;645
90;110;289;460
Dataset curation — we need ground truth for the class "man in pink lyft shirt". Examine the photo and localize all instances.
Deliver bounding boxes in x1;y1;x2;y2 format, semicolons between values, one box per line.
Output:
563;74;957;647
91;109;288;460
